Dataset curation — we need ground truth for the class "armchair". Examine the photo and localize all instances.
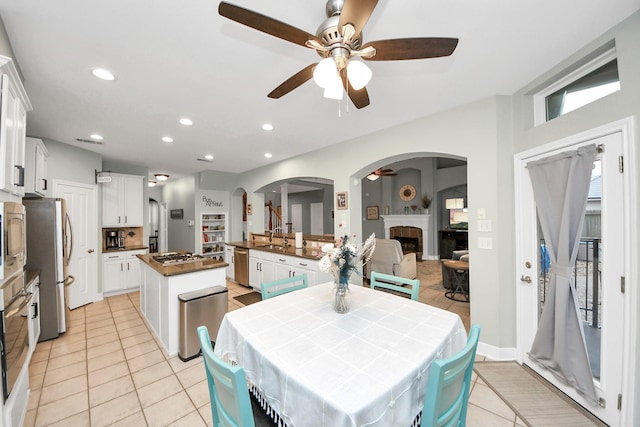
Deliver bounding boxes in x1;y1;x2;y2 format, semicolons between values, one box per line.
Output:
365;238;417;279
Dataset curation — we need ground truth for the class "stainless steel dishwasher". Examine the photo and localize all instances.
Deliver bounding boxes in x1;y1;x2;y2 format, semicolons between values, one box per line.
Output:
234;247;249;287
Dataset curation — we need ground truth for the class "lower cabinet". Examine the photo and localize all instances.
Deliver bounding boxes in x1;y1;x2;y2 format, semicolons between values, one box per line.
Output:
249;250;332;290
102;249;147;295
225;245;235;281
249;251;274;290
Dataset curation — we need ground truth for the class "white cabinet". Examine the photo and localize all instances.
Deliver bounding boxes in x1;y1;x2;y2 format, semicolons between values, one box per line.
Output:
25;137;48;196
28;275;40;351
225;244;235;280
200;213;227;259
249;250;274;290
273;254;318;285
102;249;147;295
0;58;31;197
102;174;144;226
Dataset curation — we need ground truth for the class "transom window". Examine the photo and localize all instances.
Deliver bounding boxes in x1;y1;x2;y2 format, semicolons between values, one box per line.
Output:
534;47;620;125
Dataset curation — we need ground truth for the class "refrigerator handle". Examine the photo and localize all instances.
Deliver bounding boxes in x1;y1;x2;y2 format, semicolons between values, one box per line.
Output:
65;212;74;263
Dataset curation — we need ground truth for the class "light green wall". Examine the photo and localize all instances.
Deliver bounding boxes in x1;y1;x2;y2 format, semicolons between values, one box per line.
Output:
511;10;640;424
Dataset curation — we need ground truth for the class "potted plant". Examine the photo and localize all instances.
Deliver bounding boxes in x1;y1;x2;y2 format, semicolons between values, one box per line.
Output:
422;194;432;212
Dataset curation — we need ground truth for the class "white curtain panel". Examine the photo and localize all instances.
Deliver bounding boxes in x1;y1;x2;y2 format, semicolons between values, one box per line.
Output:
526;144;598;405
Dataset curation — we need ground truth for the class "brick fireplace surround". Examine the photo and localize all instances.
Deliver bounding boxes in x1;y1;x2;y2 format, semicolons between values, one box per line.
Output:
381;214;431;260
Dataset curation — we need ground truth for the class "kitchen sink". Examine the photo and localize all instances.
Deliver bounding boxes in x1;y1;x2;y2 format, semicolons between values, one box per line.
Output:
257;244;286;251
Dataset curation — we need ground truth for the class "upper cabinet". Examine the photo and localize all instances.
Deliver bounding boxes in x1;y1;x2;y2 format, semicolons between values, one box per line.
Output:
102;174;144;227
25;137;48;197
0;56;32;197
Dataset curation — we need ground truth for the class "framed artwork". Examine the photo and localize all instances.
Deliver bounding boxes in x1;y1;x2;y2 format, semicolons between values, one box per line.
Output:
366;206;379;220
170;209;184;219
336;192;348;210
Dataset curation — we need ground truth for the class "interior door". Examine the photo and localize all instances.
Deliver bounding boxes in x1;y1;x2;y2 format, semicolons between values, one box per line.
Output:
54;180;98;309
310;202;323;235
291;204;302;232
515;131;626;426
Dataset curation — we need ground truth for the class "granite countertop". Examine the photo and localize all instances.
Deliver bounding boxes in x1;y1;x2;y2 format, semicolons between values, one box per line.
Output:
227;241;325;260
103;245;149;254
137;253;228;277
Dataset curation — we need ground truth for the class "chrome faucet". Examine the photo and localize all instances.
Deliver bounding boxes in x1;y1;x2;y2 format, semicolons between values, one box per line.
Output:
270;226;288;246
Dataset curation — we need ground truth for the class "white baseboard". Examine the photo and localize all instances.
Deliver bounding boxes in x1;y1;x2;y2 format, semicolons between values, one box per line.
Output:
477;341;518;361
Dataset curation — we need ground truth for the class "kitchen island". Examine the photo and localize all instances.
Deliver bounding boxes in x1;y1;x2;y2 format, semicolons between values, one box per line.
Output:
137;253;228;356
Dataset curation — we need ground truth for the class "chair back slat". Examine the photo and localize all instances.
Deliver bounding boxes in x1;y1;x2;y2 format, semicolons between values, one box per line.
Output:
421;325;481;427
261;273;308;300
370;271;420;300
198;326;256;427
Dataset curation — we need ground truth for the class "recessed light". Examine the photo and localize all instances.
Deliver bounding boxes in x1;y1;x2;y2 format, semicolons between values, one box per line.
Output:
262;123;274;131
90;134;104;140
264;153;273;158
91;68;115;81
179;118;193;126
204;154;214;160
162;136;173;143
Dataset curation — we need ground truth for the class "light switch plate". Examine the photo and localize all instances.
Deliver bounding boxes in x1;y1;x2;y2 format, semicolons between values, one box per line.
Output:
477;219;492;232
477;208;486;220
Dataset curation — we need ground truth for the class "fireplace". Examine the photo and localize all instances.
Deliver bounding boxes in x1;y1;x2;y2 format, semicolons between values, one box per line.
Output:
381;214;430;260
390;227;422;259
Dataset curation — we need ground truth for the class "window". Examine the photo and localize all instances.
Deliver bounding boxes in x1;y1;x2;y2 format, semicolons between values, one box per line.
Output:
534;48;620;125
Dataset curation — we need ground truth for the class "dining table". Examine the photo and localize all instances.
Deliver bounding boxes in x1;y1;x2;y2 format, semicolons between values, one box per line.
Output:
214;282;468;427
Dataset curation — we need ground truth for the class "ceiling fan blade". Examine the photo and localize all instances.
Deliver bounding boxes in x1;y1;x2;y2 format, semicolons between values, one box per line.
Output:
340;68;370;109
338;0;379;37
362;37;459;61
268;64;317;99
219;2;322;48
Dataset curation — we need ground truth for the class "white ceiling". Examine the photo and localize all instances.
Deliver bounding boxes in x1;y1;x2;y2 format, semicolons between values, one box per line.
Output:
0;0;638;181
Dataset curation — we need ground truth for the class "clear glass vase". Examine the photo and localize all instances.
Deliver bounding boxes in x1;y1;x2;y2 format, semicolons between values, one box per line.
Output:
333;283;351;314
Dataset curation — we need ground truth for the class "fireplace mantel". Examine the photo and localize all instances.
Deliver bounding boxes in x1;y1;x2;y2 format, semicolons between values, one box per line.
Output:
381;215;430;260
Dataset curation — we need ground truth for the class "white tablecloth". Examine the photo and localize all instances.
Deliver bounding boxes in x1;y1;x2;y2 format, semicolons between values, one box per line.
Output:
214;283;467;427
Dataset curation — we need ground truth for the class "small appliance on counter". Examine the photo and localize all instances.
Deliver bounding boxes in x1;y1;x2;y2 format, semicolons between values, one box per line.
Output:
105;229;119;249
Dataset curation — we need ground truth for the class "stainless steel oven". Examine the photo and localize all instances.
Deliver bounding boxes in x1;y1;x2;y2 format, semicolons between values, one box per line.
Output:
0;202;26;281
0;271;31;401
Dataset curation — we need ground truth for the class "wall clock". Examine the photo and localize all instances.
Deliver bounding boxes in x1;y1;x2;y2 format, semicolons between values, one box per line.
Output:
399;184;416;201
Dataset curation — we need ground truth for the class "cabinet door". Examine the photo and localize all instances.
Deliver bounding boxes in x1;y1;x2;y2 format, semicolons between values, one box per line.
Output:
103;258;124;293
275;263;293;280
13;97;26;196
102;177;122;226
29;284;40;348
261;260;275;285
123;176;143;226
0;74;18;193
249;256;261;288
35;143;47;194
124;257;141;290
225;246;235;280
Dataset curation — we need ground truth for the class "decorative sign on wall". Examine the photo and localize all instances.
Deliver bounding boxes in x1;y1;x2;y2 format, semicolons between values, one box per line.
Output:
170;209;184;219
202;195;224;208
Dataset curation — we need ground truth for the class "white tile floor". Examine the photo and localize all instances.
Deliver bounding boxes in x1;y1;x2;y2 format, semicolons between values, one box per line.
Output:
24;281;525;427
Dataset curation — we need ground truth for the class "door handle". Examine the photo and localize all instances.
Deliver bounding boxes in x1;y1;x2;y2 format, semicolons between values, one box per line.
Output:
520;275;532;283
88;249;94;254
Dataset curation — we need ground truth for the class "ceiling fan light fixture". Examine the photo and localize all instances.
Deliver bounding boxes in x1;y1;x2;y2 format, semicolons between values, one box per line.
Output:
366;173;380;181
313;57;338;89
323;75;344;100
347;60;372;90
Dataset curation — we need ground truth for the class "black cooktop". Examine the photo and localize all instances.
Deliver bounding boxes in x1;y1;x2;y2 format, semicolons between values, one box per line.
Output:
152;252;206;266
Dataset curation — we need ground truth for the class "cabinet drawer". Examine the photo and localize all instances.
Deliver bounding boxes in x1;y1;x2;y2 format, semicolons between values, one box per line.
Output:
103;253;125;261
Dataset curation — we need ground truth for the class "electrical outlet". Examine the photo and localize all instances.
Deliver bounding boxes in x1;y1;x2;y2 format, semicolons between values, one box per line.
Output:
478;237;493;250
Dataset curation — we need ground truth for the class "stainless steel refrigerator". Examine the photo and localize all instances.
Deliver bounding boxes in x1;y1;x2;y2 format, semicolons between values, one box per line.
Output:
24;198;74;341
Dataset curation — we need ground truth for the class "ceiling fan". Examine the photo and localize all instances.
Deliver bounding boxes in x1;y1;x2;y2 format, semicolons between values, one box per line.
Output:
366;168;396;180
218;0;459;109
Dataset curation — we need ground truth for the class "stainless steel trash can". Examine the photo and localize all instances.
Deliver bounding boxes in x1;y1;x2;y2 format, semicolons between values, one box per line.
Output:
178;286;228;361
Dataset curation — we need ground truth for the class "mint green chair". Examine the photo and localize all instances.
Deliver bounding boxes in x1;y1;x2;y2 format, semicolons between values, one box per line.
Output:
260;273;308;300
421;325;481;427
370;271;420;301
197;326;256;427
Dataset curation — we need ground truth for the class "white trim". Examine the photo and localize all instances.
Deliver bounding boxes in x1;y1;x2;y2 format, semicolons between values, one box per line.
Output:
533;47;617;126
0;55;32;111
513;117;637;426
477;343;518;362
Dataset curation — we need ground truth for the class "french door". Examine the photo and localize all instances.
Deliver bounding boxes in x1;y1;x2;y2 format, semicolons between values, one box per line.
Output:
515;124;633;426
